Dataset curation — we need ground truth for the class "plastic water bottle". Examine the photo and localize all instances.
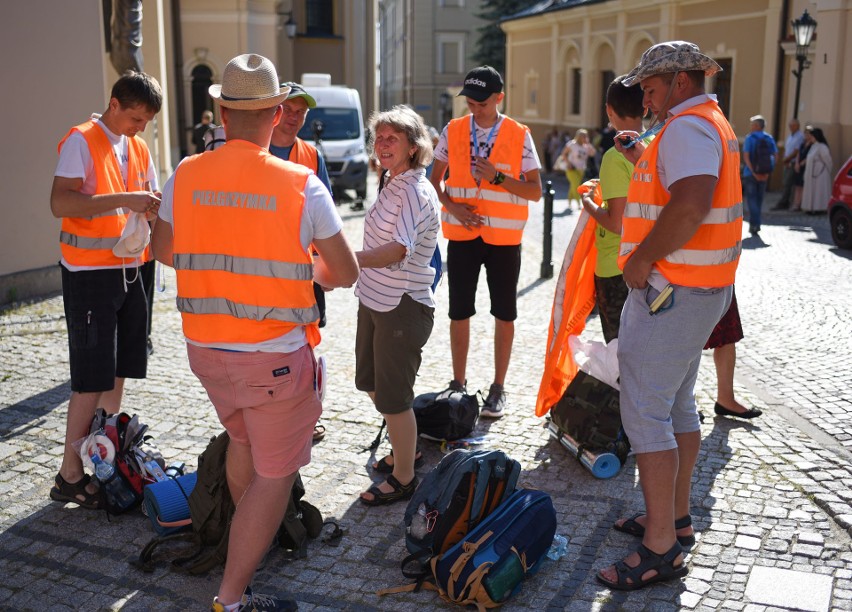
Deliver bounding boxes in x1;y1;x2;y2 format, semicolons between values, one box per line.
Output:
91;453;115;482
91;454;136;509
546;534;568;561
409;503;429;540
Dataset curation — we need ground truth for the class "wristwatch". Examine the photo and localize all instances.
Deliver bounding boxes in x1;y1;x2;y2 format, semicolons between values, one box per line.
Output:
490;171;506;185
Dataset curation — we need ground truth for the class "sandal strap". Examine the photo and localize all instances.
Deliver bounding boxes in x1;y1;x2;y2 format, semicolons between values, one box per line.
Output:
674;514;692;529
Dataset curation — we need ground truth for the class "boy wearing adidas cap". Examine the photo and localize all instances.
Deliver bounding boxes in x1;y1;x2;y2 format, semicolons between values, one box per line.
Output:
430;65;542;419
153;54;358;611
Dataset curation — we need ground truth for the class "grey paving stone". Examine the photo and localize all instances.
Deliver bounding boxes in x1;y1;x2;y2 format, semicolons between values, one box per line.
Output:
744;566;833;612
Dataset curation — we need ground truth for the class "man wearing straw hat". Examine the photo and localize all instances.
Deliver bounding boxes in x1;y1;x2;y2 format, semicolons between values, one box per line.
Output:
152;53;358;611
596;41;742;591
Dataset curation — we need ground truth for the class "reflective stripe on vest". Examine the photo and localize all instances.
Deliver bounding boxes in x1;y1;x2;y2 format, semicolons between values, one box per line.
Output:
172;253;314;281
443;115;529;245
57;120;151;267
175;297;318;325
172;140;320;346
619;101;743;287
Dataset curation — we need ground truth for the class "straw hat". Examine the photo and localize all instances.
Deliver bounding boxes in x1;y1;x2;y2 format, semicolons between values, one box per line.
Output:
623;41;721;86
209;54;291;110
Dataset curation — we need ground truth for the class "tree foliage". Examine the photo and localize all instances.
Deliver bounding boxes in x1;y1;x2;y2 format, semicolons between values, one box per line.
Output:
472;0;539;74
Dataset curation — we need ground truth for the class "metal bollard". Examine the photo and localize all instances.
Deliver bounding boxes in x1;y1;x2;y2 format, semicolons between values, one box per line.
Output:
540;180;555;279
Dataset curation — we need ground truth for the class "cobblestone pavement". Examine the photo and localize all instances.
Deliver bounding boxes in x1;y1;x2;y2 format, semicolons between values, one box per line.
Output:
1;173;850;611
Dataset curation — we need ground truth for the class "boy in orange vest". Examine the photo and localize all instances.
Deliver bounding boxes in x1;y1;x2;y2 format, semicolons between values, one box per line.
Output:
49;71;162;511
429;66;542;418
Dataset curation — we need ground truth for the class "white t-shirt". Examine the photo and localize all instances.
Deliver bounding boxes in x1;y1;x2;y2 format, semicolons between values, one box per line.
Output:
433;114;541;175
54;115;159;271
355;168;440;312
158;153;343;353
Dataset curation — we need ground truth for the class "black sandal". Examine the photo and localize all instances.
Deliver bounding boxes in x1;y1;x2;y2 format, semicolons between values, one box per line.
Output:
312;422;326;442
613;513;696;548
360;474;418;506
372;449;424;474
596;542;688;591
49;473;101;510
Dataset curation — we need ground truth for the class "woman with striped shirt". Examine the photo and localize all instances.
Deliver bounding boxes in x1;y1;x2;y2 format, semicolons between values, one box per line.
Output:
355;105;441;506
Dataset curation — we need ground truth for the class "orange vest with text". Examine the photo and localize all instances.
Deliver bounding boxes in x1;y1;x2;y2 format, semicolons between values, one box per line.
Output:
618;100;742;287
443;115;529;245
57;120;151;267
172;140;320;346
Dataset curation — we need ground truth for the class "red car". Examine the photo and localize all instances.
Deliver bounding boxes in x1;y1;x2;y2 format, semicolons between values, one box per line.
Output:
829;155;852;249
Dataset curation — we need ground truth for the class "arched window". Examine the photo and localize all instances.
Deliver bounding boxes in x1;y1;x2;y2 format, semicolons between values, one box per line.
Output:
191;64;214;125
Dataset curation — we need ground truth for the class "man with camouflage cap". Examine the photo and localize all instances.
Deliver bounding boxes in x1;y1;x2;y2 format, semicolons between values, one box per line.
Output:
597;41;742;591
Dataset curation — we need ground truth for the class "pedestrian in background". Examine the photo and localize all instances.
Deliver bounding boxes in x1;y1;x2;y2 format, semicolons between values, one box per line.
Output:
152;53;358;611
269;80;334;444
741;114;777;235
430;65;542;419
772;118;804;210
600;41;742;591
542;127;559;173
49;70;163;511
557;128;596;210
579;75;644;343
192;109;215;154
800;125;833;214
705;289;762;420
355;105;440;506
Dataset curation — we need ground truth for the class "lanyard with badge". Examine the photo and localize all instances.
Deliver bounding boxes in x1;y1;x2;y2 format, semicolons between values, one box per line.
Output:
471;113;502;194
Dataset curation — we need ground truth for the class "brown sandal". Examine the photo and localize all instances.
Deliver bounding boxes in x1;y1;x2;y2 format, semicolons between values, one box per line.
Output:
49;473;101;510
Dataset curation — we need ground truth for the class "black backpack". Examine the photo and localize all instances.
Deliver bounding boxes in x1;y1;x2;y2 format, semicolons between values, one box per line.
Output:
413;389;479;442
752;134;775;175
133;432;332;574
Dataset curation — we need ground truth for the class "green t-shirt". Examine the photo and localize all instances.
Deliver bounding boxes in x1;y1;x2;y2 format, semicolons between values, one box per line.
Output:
595;147;633;278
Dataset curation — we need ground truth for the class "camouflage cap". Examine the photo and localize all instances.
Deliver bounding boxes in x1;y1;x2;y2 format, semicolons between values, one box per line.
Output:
623;41;721;86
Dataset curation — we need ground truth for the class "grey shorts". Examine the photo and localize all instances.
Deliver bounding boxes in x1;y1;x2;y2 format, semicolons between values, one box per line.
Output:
355;294;434;414
617;283;732;454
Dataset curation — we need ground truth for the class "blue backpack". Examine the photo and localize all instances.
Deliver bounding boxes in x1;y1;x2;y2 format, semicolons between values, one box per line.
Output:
381;488;557;609
431;489;557;609
752;133;776;175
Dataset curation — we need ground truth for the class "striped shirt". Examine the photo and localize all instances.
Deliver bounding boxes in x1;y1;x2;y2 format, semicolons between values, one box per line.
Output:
355;168;441;312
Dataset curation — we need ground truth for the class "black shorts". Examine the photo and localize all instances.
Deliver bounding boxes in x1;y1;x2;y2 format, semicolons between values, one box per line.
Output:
447;237;521;322
61;262;151;393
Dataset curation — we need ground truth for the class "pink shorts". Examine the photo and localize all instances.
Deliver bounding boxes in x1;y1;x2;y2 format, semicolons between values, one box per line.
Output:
186;343;321;479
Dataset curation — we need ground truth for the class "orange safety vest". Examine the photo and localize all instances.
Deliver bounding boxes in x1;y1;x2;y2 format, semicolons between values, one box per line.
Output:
618;100;742;287
443;115;529;245
57;120;151;267
287;138;319;173
172;140;320;346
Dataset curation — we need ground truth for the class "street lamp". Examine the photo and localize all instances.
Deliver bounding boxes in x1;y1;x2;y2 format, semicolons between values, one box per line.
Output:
277;8;298;40
790;9;817;119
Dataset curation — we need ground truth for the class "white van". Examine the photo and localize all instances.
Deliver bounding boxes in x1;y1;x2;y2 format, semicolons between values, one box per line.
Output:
298;73;369;204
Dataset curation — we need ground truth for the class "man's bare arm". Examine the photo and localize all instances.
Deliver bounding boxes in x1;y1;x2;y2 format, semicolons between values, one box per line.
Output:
50;176;158;219
313;231;359;288
151;217;174;267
